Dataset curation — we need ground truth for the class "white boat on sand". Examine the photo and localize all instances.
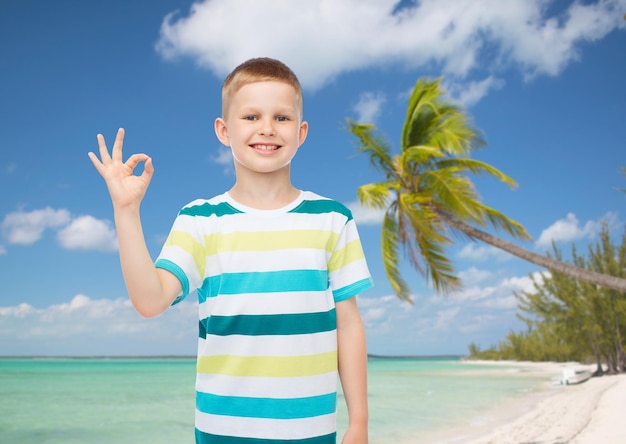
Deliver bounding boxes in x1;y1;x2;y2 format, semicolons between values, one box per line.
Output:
560;367;593;385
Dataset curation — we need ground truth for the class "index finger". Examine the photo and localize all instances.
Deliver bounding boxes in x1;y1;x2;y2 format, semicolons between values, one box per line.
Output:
87;151;105;176
96;132;112;163
110;128;126;162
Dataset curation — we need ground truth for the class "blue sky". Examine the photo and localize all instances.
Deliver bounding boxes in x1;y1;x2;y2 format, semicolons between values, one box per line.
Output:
1;0;625;357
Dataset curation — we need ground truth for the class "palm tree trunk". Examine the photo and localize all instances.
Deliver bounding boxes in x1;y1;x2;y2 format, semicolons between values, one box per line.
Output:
591;338;604;376
440;214;626;293
609;296;625;373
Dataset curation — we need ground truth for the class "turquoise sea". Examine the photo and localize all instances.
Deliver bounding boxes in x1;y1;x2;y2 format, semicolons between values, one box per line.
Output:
0;357;555;443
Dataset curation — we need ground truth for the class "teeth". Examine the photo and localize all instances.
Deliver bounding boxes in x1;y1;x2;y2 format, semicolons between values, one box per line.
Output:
253;145;278;151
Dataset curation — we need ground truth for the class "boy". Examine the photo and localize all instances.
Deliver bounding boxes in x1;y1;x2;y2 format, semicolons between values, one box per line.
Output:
89;57;372;443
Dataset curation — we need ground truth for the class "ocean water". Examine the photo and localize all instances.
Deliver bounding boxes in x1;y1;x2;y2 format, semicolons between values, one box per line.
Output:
0;357;553;443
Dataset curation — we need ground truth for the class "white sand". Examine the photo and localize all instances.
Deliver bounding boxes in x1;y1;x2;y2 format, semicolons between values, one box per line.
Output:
571;374;626;443
404;360;626;444
460;361;626;444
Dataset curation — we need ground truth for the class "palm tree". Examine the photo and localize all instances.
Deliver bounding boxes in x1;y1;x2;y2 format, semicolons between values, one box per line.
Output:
348;77;626;302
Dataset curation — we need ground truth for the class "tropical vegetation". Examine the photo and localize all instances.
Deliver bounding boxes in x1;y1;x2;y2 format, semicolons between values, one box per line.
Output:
347;77;626;301
468;225;626;374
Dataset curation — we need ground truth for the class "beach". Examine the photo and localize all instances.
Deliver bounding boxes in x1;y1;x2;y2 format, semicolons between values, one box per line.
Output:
2;357;624;443
433;360;626;444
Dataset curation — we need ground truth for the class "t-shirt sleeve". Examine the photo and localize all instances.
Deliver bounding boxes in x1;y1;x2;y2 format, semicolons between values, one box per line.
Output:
155;209;206;305
328;215;374;302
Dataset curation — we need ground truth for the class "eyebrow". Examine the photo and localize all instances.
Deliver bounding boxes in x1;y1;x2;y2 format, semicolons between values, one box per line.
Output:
238;105;298;115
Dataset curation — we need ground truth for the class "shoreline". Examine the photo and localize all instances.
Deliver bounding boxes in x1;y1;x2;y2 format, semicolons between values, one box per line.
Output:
412;360;625;443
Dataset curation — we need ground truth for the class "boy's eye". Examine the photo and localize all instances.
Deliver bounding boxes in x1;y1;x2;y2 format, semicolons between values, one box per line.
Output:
244;115;257;121
276;116;289;122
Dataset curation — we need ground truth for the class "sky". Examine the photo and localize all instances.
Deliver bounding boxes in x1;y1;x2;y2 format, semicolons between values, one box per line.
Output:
1;0;625;357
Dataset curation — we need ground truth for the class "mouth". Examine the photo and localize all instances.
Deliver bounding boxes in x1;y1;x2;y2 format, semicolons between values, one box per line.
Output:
251;144;280;152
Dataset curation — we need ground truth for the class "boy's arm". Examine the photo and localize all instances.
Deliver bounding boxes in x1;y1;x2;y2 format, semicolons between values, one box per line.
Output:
336;297;368;444
88;128;181;318
114;205;181;317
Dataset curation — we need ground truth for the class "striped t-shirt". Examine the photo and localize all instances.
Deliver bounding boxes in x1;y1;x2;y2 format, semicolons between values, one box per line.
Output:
155;191;373;443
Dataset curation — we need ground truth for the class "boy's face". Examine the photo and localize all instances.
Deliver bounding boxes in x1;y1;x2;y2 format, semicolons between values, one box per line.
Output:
215;81;308;176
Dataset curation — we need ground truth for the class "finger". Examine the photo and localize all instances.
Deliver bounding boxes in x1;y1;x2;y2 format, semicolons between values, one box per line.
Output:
96;133;112;163
141;156;155;181
125;153;151;172
126;153;154;186
87;151;105;176
111;128;125;162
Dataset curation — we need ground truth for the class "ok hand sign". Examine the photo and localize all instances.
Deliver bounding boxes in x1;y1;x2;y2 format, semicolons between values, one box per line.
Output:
88;128;154;210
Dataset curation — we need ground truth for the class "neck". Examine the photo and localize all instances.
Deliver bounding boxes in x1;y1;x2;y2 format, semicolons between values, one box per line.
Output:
229;171;299;210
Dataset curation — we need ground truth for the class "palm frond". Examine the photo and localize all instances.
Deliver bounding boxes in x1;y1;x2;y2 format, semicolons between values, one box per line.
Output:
401;198;460;294
346;119;394;178
435;158;518;189
357;182;395;209
401;145;444;177
426;108;485;156
395;200;423;275
402;78;485;157
380;210;413;302
474;202;531;240
402;78;442;150
419;169;483;224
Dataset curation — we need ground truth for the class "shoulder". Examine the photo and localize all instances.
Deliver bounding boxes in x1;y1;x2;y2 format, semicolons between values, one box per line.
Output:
182;192;228;208
178;193;240;217
295;191;354;220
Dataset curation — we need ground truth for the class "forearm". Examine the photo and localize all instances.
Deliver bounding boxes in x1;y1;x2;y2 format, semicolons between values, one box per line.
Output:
338;322;368;426
114;206;175;318
337;298;369;440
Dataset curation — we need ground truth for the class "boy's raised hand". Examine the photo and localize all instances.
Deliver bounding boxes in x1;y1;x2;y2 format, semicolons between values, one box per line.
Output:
88;128;154;210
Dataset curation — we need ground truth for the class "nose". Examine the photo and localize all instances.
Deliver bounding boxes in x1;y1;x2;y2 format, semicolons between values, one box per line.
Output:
258;118;276;136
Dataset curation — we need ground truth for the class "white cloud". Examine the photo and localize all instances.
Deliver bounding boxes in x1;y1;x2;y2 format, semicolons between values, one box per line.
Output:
357;267;540;354
501;273;543;294
346;200;386;226
450;275;525;304
0;208;122;253
452;284;497;302
211;146;234;175
451;272;541;309
534;212;611;248
444;76;506;107
155;0;626;90
433;307;461;330
1;207;71;245
478;273;546;309
353;92;386;123
358;294;417;340
0;295;198;356
458;267;493;286
0;302;36;317
362;307;387;323
456;242;510;262
56;215;118;252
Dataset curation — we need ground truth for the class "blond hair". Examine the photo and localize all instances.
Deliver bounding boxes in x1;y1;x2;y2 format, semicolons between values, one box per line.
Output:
221;57;303;118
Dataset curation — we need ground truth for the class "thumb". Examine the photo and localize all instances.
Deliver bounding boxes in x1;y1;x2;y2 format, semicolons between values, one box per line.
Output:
142;156;154;182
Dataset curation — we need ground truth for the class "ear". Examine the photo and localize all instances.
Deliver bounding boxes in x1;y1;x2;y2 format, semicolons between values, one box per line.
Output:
214;117;230;147
298;120;309;146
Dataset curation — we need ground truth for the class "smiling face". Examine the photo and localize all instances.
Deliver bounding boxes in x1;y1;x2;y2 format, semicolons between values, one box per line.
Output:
215;80;308;176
